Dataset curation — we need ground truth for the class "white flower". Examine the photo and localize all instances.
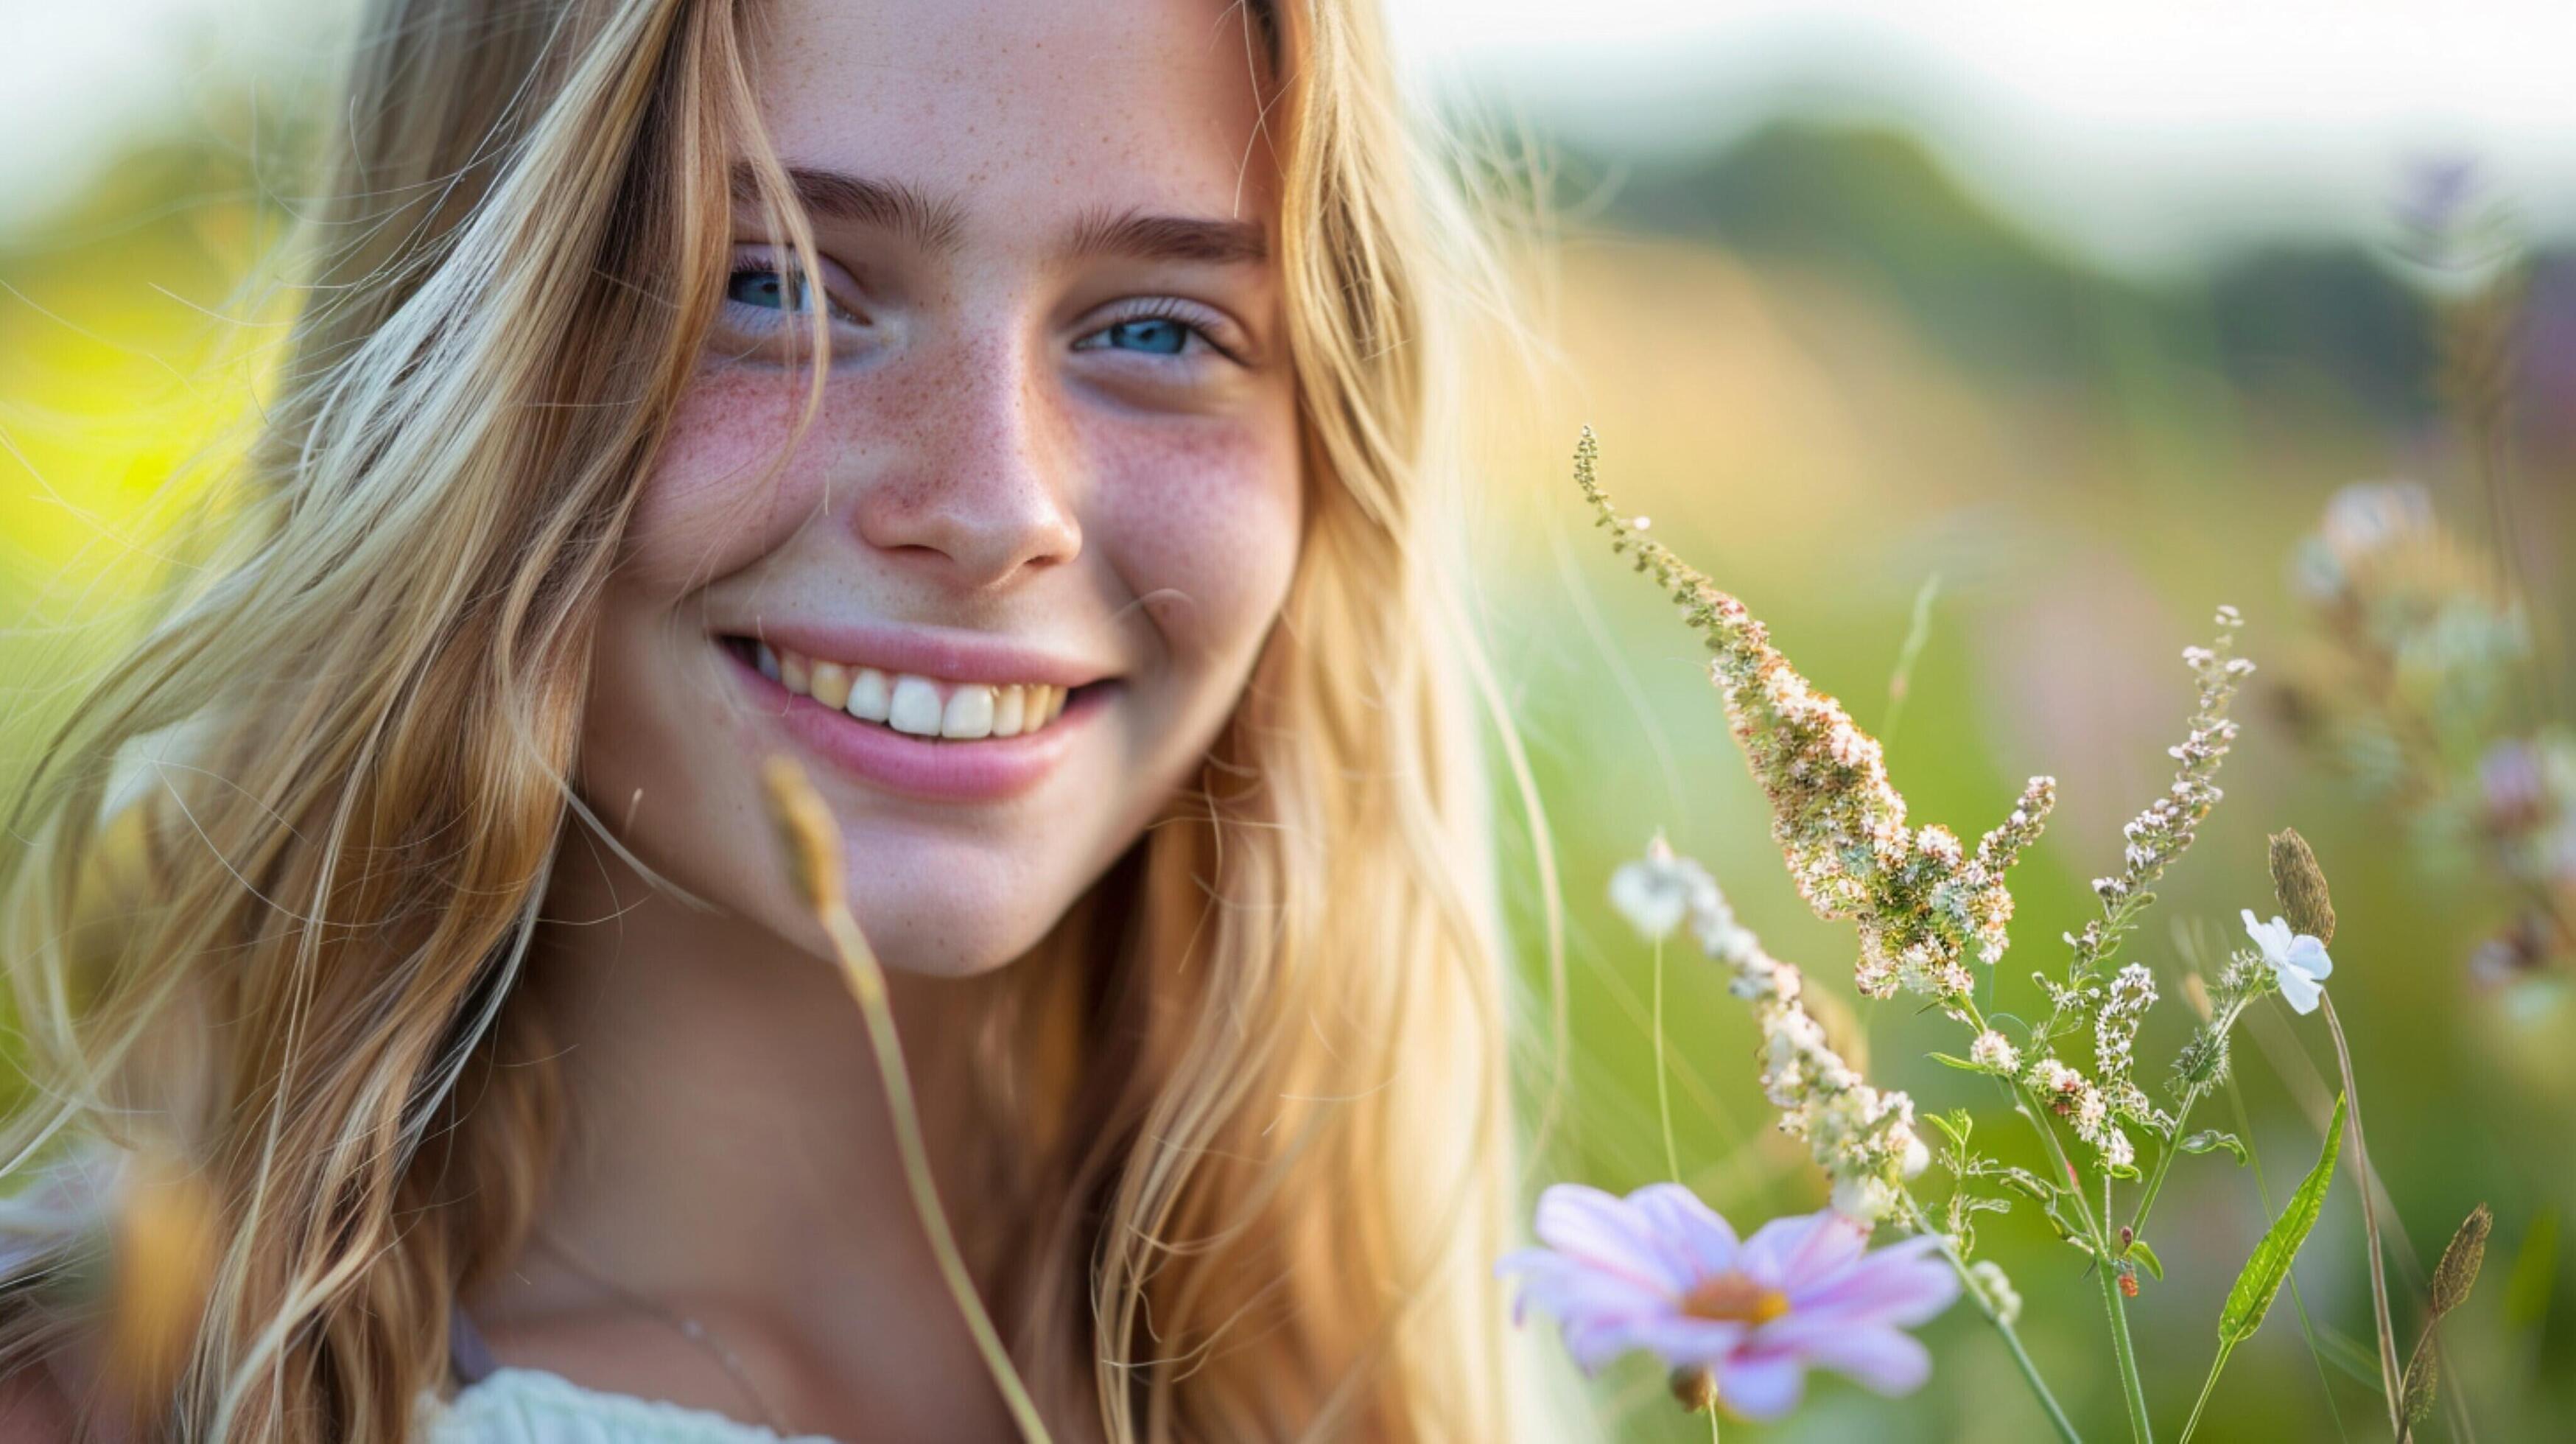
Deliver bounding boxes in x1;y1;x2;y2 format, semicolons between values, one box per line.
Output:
1610;835;1712;941
2242;909;2334;1014
1969;1029;2020;1074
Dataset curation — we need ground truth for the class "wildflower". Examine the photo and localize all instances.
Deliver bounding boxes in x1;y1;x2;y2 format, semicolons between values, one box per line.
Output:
2243;910;2334;1014
1609;833;1722;942
2091;963;2157;1117
1628;839;1923;1223
1498;1185;1959;1420
1968;1029;2019;1074
1571;429;2057;1003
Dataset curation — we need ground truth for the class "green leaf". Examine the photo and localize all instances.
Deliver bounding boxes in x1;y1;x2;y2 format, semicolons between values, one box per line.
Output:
2218;1092;2345;1347
2180;1129;2248;1164
1929;1052;1987;1073
2128;1238;2166;1281
1923;1110;1970;1149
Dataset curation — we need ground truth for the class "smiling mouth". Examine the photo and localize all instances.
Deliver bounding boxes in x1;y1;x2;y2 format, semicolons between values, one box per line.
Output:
720;636;1103;741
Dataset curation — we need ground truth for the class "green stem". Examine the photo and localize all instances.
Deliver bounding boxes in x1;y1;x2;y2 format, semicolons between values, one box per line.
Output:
2178;1342;2235;1443
2099;1245;2156;1443
1904;1198;2084;1443
1957;998;2105;1242
2125;998;2249;1243
1654;936;1680;1181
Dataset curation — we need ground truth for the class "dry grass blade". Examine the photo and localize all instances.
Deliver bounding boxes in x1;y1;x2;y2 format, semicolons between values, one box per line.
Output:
2317;995;2402;1439
758;754;1055;1443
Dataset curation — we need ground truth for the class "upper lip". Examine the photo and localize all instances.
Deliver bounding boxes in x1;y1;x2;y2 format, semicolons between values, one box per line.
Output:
729;619;1118;690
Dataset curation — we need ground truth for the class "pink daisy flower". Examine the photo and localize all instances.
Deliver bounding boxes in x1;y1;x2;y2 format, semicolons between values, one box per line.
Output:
1497;1183;1959;1420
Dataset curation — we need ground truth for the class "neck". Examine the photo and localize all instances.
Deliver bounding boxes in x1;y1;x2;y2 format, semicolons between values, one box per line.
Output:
472;832;1022;1438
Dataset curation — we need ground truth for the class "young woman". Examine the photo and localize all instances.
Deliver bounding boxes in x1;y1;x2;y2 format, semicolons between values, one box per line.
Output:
0;0;1563;1438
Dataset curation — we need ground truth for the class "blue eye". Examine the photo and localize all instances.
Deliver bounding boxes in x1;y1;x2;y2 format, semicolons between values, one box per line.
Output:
721;260;860;329
727;267;812;312
1086;317;1193;355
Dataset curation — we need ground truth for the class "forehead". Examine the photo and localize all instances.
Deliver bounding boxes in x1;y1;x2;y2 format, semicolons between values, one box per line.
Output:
746;0;1277;228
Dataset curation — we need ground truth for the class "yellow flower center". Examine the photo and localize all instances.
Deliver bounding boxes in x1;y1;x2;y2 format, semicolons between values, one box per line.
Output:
1682;1272;1792;1326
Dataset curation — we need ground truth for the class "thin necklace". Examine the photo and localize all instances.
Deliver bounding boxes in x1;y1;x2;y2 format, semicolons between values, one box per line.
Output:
533;1230;794;1435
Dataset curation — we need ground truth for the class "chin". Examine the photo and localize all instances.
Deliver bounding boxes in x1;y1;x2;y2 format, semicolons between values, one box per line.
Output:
849;915;1039;979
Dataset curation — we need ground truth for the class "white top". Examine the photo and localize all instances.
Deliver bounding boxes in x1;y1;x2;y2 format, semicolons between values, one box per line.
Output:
418;1369;841;1444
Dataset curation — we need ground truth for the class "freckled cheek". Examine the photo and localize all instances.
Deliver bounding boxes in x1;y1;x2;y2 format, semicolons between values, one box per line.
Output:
616;370;838;595
1087;416;1303;667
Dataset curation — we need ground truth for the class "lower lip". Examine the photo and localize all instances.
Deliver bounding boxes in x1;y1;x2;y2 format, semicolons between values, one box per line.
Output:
726;645;1106;802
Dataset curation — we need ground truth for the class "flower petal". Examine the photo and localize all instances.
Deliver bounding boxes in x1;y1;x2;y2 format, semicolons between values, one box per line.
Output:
2243;910;2292;964
1762;1323;1934;1395
1621;1314;1754;1371
1784;1236;1959;1327
1715;1351;1808;1420
1739;1209;1867;1290
1626;1183;1739;1281
1531;1185;1688;1294
2275;965;2323;1014
2288;936;2333;981
1495;1248;1672;1328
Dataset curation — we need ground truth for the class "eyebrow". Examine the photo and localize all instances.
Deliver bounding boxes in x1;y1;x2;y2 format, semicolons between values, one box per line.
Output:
731;164;966;253
1064;206;1269;267
729;163;1267;267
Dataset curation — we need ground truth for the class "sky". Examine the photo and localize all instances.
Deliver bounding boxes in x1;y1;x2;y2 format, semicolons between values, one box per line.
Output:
1386;0;2576;270
7;0;2576;271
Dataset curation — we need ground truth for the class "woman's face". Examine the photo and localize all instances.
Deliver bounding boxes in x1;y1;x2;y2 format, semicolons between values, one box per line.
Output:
578;0;1299;975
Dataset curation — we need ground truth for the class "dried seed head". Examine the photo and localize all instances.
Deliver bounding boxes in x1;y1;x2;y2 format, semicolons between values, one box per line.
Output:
2268;828;2337;945
2429;1202;2493;1317
2400;1344;2440;1436
1670;1366;1719;1414
760;755;845;916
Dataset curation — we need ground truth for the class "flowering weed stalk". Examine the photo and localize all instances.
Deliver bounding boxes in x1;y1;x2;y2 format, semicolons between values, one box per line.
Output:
1527;428;2402;1443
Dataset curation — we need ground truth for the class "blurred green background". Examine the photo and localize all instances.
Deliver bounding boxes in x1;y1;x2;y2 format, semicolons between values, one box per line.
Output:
5;4;2572;1441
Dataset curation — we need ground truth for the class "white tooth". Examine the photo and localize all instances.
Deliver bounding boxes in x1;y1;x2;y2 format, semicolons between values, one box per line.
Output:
887;674;944;735
1043;684;1068;724
846;667;891;722
754;642;782;682
1024;685;1056;729
780;649;812;696
808;660;851;710
941;685;996;739
989;684;1025;737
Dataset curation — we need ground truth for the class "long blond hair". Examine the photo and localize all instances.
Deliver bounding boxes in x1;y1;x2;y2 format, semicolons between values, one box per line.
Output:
0;0;1555;1438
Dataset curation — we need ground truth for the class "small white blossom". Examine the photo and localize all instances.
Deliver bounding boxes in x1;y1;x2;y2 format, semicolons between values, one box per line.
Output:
1970;1029;2021;1073
1970;1260;2022;1328
2242;909;2334;1014
1609;834;1718;942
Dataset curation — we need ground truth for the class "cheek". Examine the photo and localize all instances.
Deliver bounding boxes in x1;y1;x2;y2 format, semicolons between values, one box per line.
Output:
1085;407;1302;673
618;368;830;596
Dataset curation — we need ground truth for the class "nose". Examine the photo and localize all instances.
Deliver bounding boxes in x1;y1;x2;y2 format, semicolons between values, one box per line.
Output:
848;331;1083;592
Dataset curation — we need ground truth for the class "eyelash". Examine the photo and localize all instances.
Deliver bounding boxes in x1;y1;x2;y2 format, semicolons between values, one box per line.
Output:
717;249;1246;365
721;254;866;329
1074;296;1240;364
